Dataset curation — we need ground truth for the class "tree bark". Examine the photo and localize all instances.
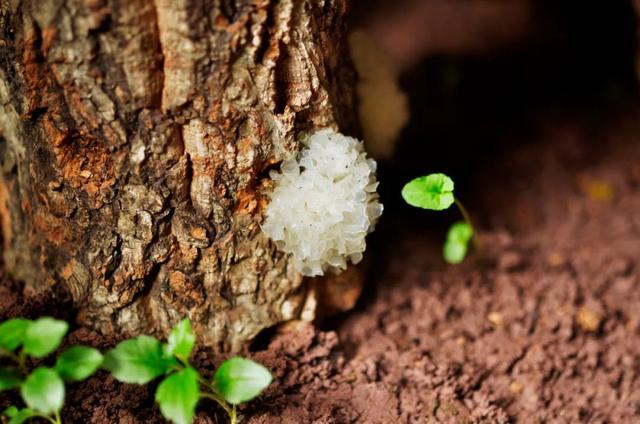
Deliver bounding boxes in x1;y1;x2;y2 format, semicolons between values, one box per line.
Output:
0;0;356;350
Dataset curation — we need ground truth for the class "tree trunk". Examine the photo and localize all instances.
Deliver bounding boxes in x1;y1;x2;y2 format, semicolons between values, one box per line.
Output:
0;0;356;351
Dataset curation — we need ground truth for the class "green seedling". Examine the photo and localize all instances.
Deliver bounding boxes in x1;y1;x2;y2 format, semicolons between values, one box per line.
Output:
402;173;480;264
0;317;103;424
103;319;272;424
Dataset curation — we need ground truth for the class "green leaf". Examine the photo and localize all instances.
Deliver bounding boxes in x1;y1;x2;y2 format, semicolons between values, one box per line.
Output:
103;335;177;384
443;240;468;264
0;368;22;391
402;173;455;211
55;346;103;382
155;367;200;424
5;408;38;424
166;319;195;362
447;221;473;243
0;319;30;352
4;406;19;417
23;318;68;358
213;357;272;405
443;221;473;264
20;367;64;415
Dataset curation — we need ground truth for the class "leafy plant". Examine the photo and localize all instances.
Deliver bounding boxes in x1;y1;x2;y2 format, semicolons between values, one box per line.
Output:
402;173;480;264
0;317;103;424
103;319;272;424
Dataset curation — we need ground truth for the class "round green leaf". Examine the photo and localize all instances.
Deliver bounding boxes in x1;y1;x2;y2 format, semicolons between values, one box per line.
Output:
103;335;177;384
0;367;23;391
166;319;195;362
0;319;30;352
55;346;103;382
443;240;468;264
155;367;200;424
213;357;273;405
4;406;19;417
447;221;473;243
23;318;68;358
6;407;38;424
443;221;473;264
20;367;64;415
402;173;455;211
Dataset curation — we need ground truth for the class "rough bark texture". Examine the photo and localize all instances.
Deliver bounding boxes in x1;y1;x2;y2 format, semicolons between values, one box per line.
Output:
0;0;356;350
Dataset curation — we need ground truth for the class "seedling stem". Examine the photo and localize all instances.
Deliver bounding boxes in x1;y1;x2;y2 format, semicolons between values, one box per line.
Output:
17;350;27;374
231;405;237;424
454;197;482;254
199;376;234;417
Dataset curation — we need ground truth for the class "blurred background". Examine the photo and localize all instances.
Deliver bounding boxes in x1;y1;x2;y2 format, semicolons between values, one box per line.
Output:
347;0;639;230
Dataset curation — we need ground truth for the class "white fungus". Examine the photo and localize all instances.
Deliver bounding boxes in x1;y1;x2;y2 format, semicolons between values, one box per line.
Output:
262;129;383;277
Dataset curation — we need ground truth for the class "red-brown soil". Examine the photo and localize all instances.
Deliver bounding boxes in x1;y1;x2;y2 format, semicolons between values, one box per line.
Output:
2;111;640;423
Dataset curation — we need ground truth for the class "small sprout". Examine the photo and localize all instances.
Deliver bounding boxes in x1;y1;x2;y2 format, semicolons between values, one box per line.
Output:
402;173;480;264
0;317;103;424
443;221;473;264
401;173;454;211
0;317;273;424
105;318;272;424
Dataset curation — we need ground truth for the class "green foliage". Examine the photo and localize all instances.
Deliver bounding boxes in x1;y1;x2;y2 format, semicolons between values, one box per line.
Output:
155;367;200;424
443;221;473;264
166;319;195;363
402;173;479;264
1;316;273;424
0;319;30;352
103;335;178;384
55;346;103;382
213;357;273;405
20;367;64;416
23;318;68;358
0;317;103;424
3;406;18;417
4;406;38;424
105;319;273;424
401;173;455;211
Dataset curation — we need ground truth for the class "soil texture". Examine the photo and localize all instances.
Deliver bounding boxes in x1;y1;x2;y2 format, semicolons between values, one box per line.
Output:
2;111;640;423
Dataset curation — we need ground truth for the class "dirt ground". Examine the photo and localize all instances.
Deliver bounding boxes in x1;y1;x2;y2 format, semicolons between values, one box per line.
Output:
2;107;640;423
